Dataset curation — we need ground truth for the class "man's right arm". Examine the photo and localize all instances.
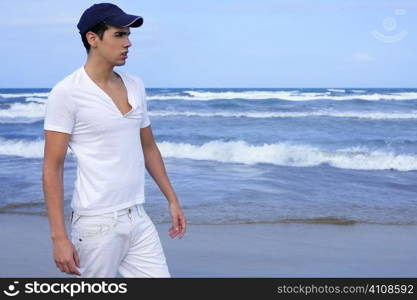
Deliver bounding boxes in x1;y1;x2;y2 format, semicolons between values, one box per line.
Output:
42;130;80;275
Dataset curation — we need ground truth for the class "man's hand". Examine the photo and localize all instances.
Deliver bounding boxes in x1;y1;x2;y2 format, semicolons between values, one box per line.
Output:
168;201;186;239
53;237;81;275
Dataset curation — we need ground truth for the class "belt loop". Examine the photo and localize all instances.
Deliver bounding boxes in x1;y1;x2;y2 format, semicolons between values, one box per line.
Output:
113;211;118;224
128;207;132;220
71;213;80;227
138;204;142;217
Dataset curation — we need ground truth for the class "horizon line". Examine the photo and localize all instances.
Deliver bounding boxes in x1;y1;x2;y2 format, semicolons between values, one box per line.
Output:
1;86;417;90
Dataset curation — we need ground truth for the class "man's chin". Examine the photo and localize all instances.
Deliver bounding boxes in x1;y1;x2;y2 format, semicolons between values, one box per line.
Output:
114;60;126;67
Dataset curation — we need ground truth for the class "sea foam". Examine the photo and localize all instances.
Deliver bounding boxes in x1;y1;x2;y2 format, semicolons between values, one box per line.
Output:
2;138;416;171
147;90;417;101
149;110;417;120
0;92;49;98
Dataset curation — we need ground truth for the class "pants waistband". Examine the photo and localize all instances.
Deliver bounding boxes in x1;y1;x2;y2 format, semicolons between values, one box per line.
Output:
71;204;144;223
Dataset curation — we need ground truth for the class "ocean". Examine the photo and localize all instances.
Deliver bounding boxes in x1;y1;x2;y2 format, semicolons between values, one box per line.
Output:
1;87;416;225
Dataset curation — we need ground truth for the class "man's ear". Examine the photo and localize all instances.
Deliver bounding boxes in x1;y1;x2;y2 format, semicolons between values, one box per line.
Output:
85;32;98;48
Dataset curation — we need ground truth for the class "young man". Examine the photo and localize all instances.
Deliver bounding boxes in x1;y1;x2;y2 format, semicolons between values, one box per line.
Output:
42;3;186;278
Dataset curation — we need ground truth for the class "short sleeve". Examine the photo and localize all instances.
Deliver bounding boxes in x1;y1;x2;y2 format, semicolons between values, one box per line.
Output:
135;77;151;128
43;83;76;134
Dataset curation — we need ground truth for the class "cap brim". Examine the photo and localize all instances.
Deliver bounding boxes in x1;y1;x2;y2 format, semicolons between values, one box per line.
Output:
104;14;143;28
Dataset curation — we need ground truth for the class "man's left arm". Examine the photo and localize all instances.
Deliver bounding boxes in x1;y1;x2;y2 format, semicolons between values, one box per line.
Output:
140;125;186;239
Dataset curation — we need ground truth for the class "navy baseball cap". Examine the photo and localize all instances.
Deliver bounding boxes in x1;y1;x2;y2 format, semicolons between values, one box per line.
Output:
77;3;143;35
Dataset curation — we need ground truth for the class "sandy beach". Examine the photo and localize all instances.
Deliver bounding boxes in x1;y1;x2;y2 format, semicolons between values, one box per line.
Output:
0;213;416;277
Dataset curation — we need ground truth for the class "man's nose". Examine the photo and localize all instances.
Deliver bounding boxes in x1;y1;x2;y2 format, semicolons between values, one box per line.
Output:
124;37;132;48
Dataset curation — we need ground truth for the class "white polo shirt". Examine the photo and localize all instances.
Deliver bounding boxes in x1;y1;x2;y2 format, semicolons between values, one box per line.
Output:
44;66;151;215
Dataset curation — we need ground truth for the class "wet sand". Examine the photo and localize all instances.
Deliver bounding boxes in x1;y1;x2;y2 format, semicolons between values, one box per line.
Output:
0;214;416;277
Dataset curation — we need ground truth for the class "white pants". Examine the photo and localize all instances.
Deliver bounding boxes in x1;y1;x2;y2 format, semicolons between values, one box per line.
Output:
70;204;171;278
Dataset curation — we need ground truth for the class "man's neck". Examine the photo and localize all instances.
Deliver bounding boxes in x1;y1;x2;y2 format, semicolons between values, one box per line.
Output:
84;55;119;85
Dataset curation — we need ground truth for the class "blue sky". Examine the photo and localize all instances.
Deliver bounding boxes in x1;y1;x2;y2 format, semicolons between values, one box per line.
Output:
1;0;416;88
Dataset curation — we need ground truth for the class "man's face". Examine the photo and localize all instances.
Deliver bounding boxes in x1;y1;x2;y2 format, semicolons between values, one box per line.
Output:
90;25;131;66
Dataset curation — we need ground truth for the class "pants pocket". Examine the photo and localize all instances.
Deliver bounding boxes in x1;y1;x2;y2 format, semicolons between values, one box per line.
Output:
72;217;114;243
